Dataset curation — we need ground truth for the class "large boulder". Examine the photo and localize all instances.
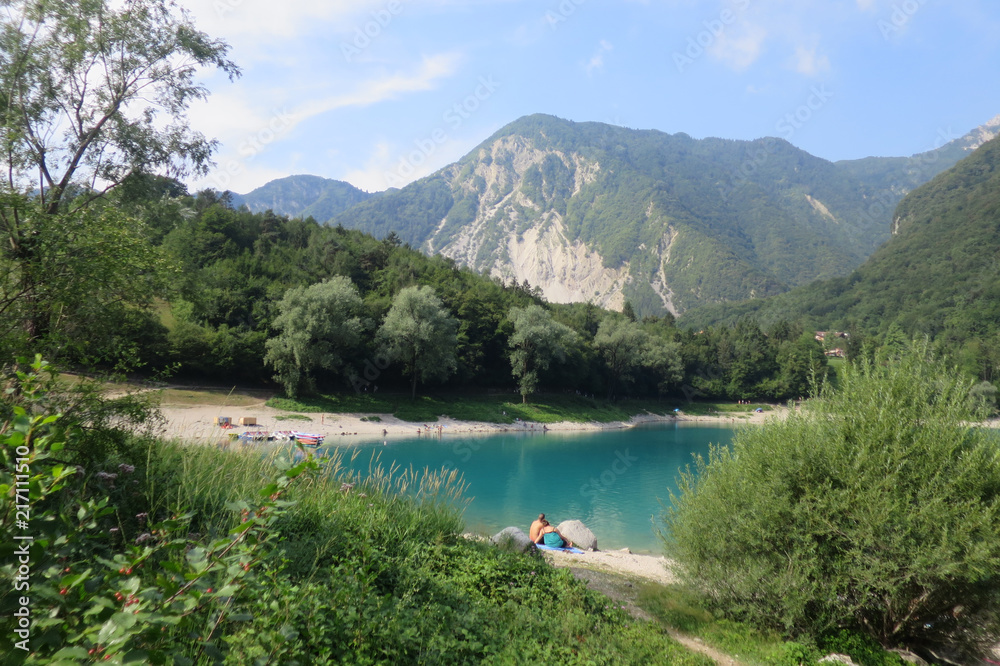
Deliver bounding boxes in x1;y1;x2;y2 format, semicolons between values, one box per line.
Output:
556;520;597;551
490;526;536;553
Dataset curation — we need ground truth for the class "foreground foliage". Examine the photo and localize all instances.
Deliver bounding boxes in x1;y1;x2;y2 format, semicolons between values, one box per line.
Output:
1;359;707;664
663;349;1000;659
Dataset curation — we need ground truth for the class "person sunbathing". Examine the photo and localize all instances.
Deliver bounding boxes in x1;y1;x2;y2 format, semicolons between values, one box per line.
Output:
529;513;546;543
535;519;574;549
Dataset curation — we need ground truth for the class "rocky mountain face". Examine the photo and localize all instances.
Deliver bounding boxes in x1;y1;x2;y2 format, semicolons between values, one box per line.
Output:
331;114;994;315
236;114;996;316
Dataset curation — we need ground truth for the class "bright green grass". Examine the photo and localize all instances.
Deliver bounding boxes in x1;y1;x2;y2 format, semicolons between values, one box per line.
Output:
274;413;313;421
636;583;808;666
265;392;696;424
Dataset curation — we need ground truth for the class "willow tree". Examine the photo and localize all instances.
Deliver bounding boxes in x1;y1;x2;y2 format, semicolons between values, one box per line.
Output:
377;286;457;399
0;0;239;355
508;304;576;403
265;277;366;398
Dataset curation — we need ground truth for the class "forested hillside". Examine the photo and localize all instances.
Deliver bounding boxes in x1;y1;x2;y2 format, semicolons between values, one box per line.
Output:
681;134;1000;383
0;172;828;403
228;174;377;220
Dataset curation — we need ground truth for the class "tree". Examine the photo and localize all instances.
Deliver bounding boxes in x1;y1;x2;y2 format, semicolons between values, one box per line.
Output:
508;305;577;403
621;300;637;322
594;317;650;400
0;0;238;352
377;286;458;398
642;336;684;396
265;277;365;397
663;348;1000;658
774;332;828;400
726;318;776;399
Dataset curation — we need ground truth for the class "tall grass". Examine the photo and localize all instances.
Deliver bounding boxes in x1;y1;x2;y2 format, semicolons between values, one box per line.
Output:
144;440;469;576
129;438;716;663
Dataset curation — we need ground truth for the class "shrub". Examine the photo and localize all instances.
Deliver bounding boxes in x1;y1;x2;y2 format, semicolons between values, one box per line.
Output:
662;347;1000;659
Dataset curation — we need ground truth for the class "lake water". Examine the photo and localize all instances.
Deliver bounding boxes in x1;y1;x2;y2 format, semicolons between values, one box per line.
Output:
325;423;735;554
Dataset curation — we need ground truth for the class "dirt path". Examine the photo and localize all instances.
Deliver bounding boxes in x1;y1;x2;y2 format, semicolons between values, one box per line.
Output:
547;556;744;666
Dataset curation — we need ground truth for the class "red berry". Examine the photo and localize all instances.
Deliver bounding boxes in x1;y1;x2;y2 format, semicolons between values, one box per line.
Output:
60;588;68;595
206;588;213;593
126;568;132;575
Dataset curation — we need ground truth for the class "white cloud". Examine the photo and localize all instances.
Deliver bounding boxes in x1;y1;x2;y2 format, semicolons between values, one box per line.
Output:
189;52;461;146
708;25;767;71
184;0;387;46
343;132;475;192
584;40;614;76
298;53;463;119
790;44;831;76
187;53;463;193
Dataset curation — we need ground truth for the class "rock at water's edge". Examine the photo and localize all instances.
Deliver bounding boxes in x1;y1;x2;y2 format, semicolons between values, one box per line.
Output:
490;526;536;553
557;520;598;551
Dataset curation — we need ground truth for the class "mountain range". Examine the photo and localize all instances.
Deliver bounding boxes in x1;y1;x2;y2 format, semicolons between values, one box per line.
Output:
229;113;1000;315
681;131;1000;355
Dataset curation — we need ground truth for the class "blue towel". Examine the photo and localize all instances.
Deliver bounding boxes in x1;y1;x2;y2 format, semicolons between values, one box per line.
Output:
535;543;585;554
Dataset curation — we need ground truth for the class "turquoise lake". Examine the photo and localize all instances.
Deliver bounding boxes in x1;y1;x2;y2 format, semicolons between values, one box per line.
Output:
324;423;736;554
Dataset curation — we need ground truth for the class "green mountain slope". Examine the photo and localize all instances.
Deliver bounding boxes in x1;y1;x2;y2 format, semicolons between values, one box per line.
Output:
331;114;982;315
230;175;377;220
681;134;1000;353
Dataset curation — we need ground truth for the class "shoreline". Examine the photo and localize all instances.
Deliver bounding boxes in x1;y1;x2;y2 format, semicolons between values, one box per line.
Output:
154;402;781;444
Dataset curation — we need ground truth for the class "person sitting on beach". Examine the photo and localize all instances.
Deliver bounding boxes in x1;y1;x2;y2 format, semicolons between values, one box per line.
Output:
529;513;546;542
535;519;574;549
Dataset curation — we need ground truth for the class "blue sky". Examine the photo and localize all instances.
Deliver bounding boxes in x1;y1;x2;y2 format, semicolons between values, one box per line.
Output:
182;0;1000;194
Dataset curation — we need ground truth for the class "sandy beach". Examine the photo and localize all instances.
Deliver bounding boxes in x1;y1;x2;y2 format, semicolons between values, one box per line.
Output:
540;546;678;585
155;400;779;445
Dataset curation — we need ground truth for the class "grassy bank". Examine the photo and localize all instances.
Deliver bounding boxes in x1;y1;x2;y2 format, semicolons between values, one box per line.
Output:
143;442;720;663
264;391;773;424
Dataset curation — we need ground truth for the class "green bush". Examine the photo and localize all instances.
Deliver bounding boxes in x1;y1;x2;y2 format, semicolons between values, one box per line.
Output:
818;630;905;666
662;347;1000;658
